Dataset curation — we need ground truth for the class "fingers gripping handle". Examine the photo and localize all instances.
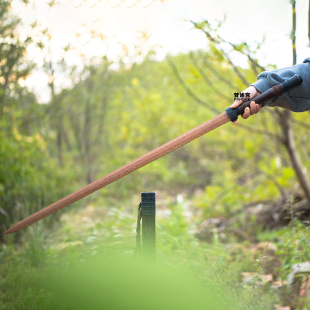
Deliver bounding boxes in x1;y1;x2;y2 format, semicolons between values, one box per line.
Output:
225;74;303;122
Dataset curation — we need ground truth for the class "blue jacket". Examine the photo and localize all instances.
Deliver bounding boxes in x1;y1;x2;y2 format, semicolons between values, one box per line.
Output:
251;57;310;112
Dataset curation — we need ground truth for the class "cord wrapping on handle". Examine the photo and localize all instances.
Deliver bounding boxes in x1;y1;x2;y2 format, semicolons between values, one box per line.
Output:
225;74;303;122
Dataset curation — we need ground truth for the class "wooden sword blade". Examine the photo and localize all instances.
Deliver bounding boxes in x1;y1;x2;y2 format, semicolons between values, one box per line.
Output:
5;112;230;235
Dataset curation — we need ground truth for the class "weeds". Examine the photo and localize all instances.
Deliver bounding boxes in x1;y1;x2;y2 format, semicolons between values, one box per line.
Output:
2;193;310;310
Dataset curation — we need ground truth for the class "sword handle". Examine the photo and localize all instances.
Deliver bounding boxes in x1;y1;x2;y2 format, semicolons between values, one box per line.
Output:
225;74;303;122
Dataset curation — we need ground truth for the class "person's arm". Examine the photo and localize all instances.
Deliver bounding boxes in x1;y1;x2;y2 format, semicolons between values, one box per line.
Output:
230;57;310;124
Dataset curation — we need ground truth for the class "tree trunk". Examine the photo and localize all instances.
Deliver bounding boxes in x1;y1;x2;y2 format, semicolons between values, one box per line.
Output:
292;0;297;65
308;0;310;46
56;129;63;167
280;110;310;202
277;0;310;203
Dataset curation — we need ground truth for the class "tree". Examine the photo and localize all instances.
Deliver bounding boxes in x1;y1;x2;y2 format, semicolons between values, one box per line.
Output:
0;0;33;118
0;0;71;244
168;15;310;205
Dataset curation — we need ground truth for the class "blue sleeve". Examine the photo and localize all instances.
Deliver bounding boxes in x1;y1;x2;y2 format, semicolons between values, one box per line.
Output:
250;57;310;112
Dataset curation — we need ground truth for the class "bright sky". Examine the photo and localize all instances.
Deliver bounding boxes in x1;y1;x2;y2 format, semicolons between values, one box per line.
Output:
11;0;310;102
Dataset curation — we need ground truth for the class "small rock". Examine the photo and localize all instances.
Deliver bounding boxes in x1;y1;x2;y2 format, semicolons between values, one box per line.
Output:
230;243;247;255
195;218;224;242
299;276;310;298
241;272;255;283
274;305;290;310
201;218;222;227
86;236;96;243
271;281;287;289
82;216;92;222
287;262;310;286
53;241;83;251
241;272;273;285
255;241;278;254
261;274;273;283
85;205;94;213
71;241;83;246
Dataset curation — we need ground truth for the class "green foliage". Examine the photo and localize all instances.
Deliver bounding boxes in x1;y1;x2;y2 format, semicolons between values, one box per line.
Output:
0;0;76;241
0;7;310;310
273;220;310;281
0;123;73;242
0;0;34;115
0;200;276;310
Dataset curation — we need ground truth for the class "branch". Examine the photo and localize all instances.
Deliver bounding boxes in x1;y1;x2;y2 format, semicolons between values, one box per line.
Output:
214;36;266;75
291;117;310;130
191;20;249;87
166;55;221;115
309;0;310;46
189;51;231;102
198;50;238;89
237;122;282;141
206;170;261;215
168;54;282;140
292;0;297;65
263;168;287;200
229;199;274;218
194;20;266;75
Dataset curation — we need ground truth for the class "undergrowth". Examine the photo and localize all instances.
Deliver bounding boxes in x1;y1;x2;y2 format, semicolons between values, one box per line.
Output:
1;195;310;309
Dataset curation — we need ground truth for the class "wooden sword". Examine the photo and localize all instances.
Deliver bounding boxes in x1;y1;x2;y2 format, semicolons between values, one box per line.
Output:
4;74;302;235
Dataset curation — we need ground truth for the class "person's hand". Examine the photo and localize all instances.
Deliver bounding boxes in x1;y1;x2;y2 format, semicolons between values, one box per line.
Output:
230;86;262;124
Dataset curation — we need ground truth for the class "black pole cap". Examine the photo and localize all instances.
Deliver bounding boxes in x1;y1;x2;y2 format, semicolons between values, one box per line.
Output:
140;192;156;215
141;192;155;202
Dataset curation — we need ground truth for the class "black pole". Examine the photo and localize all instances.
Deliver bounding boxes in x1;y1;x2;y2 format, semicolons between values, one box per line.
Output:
140;192;156;261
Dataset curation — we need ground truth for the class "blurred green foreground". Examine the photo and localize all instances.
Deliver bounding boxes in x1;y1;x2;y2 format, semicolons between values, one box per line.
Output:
37;257;231;310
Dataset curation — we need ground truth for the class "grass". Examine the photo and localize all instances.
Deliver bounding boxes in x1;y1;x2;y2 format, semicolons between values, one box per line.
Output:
1;193;309;310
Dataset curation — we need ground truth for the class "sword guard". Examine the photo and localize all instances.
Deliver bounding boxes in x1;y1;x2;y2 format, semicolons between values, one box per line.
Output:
225;106;240;122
